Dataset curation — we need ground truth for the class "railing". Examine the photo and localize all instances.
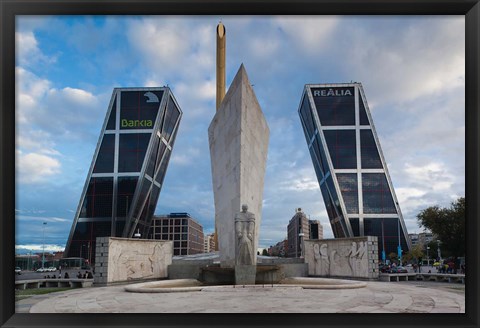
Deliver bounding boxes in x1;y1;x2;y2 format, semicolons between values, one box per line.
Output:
379;273;465;284
15;278;94;290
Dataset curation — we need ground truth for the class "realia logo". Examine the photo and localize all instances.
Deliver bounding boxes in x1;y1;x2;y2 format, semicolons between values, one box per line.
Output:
313;89;352;97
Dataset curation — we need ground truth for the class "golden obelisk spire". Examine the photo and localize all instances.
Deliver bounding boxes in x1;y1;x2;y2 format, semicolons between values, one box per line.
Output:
216;22;226;111
213;22;226;251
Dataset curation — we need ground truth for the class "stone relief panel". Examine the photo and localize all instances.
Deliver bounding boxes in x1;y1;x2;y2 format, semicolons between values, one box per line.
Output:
305;237;377;279
107;238;173;283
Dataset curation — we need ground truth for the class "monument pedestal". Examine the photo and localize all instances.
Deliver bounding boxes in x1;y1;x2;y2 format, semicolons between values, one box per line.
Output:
235;265;256;285
209;64;269;268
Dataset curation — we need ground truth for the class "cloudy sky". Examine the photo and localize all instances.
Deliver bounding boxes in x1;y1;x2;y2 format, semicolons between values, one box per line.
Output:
15;15;465;253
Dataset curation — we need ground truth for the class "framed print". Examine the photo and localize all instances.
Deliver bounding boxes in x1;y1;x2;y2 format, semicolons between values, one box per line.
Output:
1;1;478;327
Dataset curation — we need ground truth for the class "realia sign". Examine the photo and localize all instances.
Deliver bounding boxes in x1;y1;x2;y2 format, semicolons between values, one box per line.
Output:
313;88;353;97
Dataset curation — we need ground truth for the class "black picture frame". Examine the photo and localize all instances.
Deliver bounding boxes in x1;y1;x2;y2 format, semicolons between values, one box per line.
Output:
1;1;478;327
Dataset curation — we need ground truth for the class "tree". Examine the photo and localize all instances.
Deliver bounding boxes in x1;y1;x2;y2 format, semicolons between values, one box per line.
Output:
416;197;465;258
262;249;269;256
388;252;397;262
425;240;439;260
403;244;424;263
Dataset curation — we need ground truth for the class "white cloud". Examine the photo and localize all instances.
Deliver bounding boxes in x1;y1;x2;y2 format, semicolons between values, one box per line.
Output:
16;150;61;183
128;19;189;68
404;162;455;192
15;31;57;67
14;16;465;251
170;146;201;165
274;16;339;55
127;18;214;78
16;130;60;156
16;66;104;139
16;244;65;252
344;16;465;106
16;215;69;223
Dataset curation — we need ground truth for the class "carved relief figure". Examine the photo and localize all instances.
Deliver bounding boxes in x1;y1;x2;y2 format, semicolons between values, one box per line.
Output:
355;241;367;275
234;204;255;265
347;242;358;276
312;243;330;276
345;241;369;277
149;243;167;276
329;249;340;276
319;244;330;276
313;243;321;275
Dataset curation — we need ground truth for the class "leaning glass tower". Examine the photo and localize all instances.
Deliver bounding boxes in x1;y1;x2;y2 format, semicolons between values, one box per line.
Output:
298;83;410;259
64;87;182;263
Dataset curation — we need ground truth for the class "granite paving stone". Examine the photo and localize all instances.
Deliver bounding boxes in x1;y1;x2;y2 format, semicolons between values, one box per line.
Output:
19;280;464;313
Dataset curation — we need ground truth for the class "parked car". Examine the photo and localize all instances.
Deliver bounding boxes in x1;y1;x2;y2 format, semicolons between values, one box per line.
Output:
390;266;408;273
47;266;57;272
15;267;21;275
379;264;391;273
36;267;46;273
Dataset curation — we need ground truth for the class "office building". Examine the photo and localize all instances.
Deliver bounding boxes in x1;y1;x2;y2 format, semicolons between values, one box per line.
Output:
418;231;435;246
409;233;420;247
64;88;182;263
298;83;411;259
268;239;288;257
286;208;322;258
309;219;323;240
150;213;204;256
204;233;216;253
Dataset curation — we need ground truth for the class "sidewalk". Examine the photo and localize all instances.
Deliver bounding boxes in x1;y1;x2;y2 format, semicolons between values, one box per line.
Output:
16;280;465;313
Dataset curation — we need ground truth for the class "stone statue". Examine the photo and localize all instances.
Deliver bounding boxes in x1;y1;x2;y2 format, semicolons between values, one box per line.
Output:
234;204;255;266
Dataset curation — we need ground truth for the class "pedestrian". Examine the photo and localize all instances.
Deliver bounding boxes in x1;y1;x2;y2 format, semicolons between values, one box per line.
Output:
77;271;82;279
87;271;93;279
83;271;88;279
64;272;69;279
59;265;62;276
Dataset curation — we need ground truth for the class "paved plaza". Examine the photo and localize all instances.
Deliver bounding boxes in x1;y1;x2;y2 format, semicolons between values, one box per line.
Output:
16;280;464;313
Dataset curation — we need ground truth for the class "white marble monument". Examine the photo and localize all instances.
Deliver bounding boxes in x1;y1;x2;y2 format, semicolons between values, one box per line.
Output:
208;64;269;267
304;237;379;279
94;237;173;284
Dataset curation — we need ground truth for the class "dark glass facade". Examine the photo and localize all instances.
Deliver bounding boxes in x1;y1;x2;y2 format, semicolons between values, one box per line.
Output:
299;83;410;259
65;88;182;263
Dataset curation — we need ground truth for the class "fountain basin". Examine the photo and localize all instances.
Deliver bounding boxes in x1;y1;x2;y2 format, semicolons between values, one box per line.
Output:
125;279;203;293
280;277;367;289
124;277;367;293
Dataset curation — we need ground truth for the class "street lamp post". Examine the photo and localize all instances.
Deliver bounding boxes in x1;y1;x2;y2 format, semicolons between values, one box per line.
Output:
437;240;442;262
397;219;402;266
80;244;85;259
87;242;91;264
42;222;47;269
426;246;430;267
298;227;305;258
134;228;141;238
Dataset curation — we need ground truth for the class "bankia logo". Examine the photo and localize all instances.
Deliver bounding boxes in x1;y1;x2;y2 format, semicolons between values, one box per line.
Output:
121;119;153;128
144;91;159;103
